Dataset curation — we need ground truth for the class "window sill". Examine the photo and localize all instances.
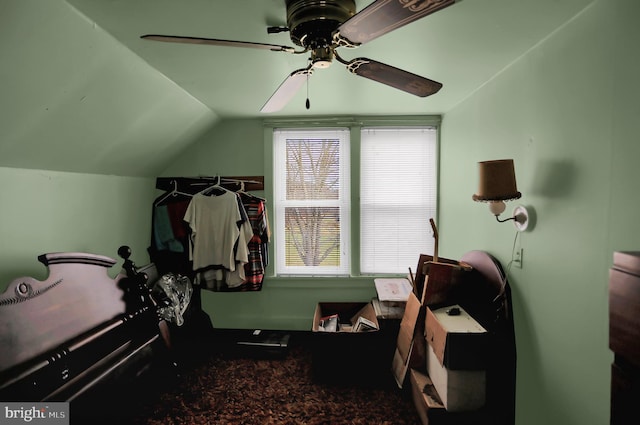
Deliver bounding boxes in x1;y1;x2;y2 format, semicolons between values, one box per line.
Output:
266;276;368;289
262;275;404;290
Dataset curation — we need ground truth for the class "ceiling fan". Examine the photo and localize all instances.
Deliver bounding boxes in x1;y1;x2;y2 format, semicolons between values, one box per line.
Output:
141;0;460;112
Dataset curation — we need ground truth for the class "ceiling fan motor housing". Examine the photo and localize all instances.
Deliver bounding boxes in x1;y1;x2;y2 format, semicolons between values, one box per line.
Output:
285;0;356;49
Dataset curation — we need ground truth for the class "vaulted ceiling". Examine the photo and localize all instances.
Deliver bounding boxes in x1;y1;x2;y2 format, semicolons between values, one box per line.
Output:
1;0;594;176
68;0;594;117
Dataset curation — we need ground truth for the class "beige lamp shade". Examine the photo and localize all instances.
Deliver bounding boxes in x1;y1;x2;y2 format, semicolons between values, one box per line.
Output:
472;159;522;202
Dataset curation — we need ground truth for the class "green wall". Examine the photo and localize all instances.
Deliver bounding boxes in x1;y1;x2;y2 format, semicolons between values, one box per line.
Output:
440;1;637;424
0;167;156;290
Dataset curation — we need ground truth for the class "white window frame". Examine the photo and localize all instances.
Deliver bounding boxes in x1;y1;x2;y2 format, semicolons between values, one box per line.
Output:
268;117;439;278
273;128;351;276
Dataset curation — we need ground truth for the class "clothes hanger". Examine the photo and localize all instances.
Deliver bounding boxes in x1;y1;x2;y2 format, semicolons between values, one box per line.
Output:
154;180;193;206
237;181;266;202
197;175;230;196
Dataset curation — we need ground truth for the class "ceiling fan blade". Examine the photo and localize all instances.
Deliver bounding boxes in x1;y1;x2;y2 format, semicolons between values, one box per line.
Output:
345;58;442;97
141;34;296;53
261;68;313;113
336;0;458;45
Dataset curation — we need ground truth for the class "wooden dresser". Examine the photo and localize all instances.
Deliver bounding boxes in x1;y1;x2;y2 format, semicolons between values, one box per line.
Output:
609;251;640;424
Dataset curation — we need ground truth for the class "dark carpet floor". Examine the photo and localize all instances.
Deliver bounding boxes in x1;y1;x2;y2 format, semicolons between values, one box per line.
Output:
109;330;420;425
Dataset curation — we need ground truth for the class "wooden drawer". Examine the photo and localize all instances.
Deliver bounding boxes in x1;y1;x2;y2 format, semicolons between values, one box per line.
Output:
611;359;640;425
609;268;640;365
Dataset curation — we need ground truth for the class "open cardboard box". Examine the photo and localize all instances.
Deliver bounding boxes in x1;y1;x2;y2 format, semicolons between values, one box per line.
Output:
311;302;387;384
391;290;426;388
312;302;380;333
392;253;474;388
425;304;488;369
425;304;488;412
410;368;483;425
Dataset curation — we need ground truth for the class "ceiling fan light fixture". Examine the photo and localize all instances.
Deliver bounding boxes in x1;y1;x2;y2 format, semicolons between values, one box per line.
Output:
311;46;334;68
312;59;332;69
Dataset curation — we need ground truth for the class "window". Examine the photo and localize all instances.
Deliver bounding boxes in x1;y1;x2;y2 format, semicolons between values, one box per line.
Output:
360;127;437;274
272;121;437;277
273;128;350;275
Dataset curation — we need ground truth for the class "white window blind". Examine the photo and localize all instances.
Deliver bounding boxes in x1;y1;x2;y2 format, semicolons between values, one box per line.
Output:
273;128;350;275
360;127;437;274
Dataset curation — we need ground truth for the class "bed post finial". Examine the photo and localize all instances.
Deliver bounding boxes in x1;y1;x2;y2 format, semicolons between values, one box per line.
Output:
117;246;154;313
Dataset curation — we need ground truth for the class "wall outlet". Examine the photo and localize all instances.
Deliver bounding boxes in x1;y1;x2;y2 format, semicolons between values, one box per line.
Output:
514;248;523;269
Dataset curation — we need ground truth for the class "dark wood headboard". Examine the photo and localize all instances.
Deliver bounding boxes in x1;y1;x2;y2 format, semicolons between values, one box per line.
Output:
459;250;516;425
0;248;165;404
0;252;127;373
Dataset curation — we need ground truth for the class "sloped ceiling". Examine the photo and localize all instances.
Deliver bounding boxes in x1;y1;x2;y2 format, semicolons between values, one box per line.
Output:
0;0;593;177
67;0;594;117
0;0;218;177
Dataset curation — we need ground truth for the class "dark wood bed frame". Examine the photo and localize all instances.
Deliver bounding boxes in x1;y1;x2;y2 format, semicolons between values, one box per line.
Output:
0;246;168;405
459;250;517;425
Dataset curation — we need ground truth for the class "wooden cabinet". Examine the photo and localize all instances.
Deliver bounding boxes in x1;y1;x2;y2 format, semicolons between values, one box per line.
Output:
609;251;640;424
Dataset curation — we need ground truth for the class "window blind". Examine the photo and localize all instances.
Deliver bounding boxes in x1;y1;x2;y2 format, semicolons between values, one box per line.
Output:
360;127;437;274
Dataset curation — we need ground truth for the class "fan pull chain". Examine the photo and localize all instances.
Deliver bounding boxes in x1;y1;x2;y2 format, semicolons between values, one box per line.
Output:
305;71;310;110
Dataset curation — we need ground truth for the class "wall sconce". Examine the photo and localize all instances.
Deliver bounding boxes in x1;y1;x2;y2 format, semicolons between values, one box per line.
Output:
473;159;530;231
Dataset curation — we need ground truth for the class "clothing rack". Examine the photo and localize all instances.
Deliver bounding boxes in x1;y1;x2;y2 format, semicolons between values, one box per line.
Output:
156;176;264;194
151;175;269;292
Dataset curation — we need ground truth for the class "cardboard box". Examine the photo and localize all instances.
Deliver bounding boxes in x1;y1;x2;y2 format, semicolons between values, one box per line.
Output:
410;367;446;425
426;341;486;412
391;291;426;388
372;297;406;321
410;368;483;425
425;304;488;369
373;278;411;323
391;253;474;390
396;292;422;361
312;302;380;333
311;302;386;384
425;304;488;412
